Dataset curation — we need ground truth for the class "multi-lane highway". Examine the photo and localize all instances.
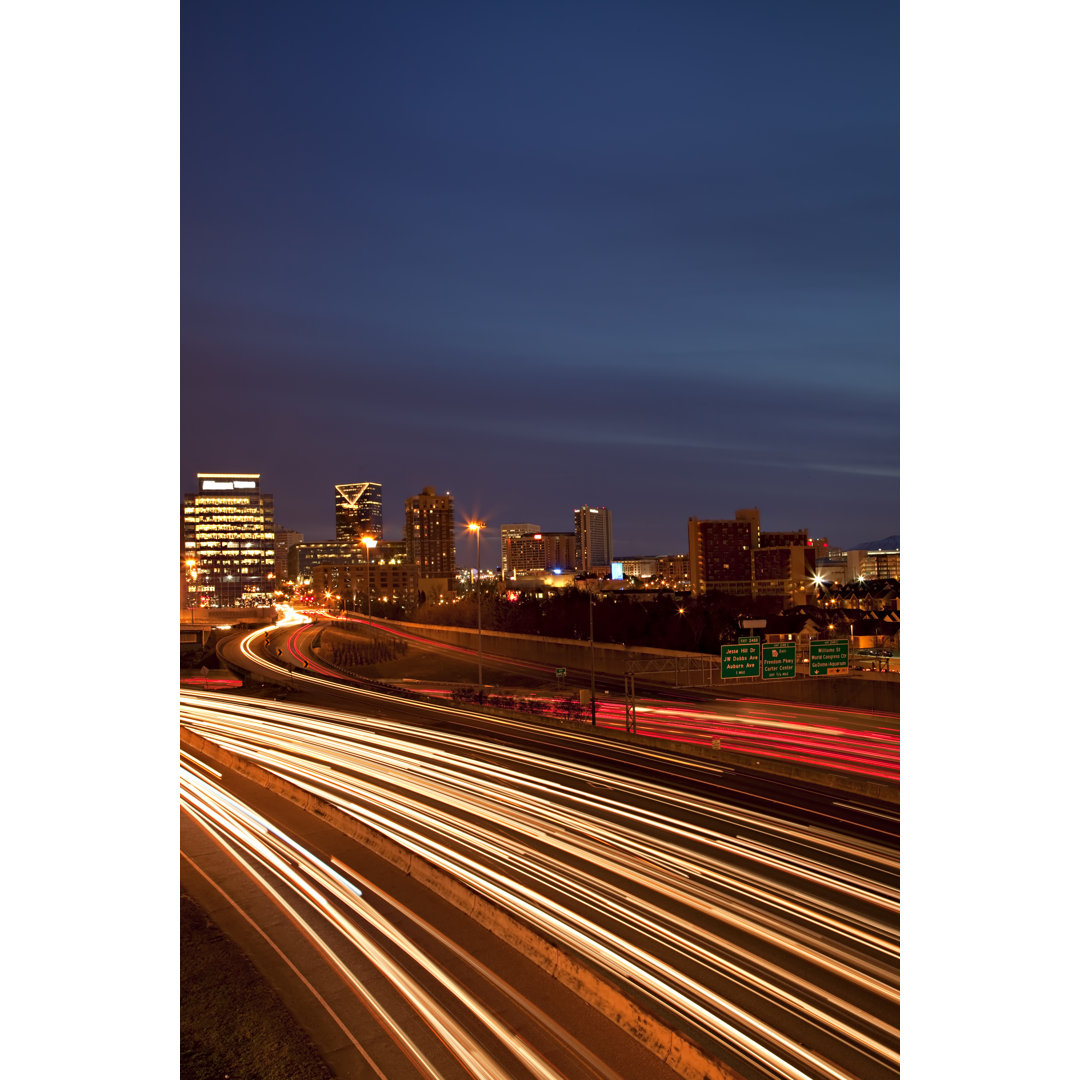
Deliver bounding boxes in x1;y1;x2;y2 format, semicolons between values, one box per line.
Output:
182;613;899;1080
256;609;899;784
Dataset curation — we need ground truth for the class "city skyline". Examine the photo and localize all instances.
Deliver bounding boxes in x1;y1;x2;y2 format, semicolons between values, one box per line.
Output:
182;3;898;558
187;464;896;566
11;3;1071;1074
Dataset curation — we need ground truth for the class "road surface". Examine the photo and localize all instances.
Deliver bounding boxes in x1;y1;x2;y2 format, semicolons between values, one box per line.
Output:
183;622;899;1080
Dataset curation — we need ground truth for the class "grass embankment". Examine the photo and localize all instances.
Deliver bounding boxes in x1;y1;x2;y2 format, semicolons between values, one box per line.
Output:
181;892;333;1080
315;624;548;689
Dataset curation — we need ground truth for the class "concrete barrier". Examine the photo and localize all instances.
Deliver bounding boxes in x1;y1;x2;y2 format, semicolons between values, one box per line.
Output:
374;618;899;713
181;729;748;1080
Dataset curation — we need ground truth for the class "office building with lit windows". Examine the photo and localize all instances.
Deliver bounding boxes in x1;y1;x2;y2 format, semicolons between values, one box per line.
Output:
183;473;275;608
404;486;456;579
619;558;658;580
291;539;358;581
505;531;576;576
573;505;613;573
335;481;383;541
311;561;420;613
851;548;901;581
500;522;541;577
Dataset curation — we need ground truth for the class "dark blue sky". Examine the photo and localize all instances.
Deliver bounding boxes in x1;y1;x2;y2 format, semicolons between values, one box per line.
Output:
182;1;898;561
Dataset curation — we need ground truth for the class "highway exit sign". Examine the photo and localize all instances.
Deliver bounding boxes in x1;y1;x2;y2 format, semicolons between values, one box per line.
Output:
738;636;758;645
809;639;849;676
762;643;796;680
721;642;760;679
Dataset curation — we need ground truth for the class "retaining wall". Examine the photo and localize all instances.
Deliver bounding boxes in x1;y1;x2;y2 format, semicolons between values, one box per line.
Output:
378;618;899;712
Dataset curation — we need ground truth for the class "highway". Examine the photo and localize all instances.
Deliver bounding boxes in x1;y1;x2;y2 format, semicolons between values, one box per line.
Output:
182;614;899;1080
182;746;678;1080
275;610;899;784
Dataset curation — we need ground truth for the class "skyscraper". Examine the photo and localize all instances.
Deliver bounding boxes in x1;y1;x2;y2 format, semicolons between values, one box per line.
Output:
573;505;613;573
335;481;383;541
182;473;275;608
404;486;456;578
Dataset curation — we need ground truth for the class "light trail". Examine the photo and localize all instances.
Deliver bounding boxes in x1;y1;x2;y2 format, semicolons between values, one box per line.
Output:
182;761;583;1080
321;617;898;782
182;682;899;1080
234;630;898;850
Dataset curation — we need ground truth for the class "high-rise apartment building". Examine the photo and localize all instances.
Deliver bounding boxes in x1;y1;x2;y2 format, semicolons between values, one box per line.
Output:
500;522;541;577
335;481;382;541
689;508;813;605
183;473;275;608
735;507;761;550
753;544;813;604
687;516;755;596
573;505;613;573
404;486;456;578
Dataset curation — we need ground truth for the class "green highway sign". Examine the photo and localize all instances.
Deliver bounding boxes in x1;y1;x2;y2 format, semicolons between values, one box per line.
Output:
738;636;758;645
555;667;567;677
721;642;760;679
762;643;796;680
809;639;849;676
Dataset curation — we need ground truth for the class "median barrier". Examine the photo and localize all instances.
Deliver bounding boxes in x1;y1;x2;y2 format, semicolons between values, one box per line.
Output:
181;728;747;1080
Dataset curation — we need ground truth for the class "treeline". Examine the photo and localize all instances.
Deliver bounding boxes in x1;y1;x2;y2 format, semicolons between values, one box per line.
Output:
411;590;783;656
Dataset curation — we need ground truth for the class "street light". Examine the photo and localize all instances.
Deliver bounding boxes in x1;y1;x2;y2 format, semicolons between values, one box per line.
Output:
361;536;377;623
588;587;597;725
468;521;486;704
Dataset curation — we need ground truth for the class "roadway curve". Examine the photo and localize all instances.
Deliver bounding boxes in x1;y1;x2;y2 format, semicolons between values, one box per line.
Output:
185;619;899;1080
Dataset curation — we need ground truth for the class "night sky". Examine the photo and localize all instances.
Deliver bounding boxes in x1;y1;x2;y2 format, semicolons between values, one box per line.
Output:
181;1;898;562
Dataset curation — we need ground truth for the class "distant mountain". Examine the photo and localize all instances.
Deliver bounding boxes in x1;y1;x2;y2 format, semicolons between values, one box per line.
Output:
850;534;900;550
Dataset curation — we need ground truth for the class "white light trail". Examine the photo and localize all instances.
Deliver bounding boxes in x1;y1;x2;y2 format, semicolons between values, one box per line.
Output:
182;689;900;1080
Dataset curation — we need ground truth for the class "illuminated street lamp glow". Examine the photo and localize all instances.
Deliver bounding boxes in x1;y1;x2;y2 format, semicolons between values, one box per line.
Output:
361;535;377;622
467;522;485;703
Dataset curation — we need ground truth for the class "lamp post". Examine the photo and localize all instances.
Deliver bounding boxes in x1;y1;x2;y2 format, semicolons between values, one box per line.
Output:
468;521;486;704
361;536;377;624
588;587;596;725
